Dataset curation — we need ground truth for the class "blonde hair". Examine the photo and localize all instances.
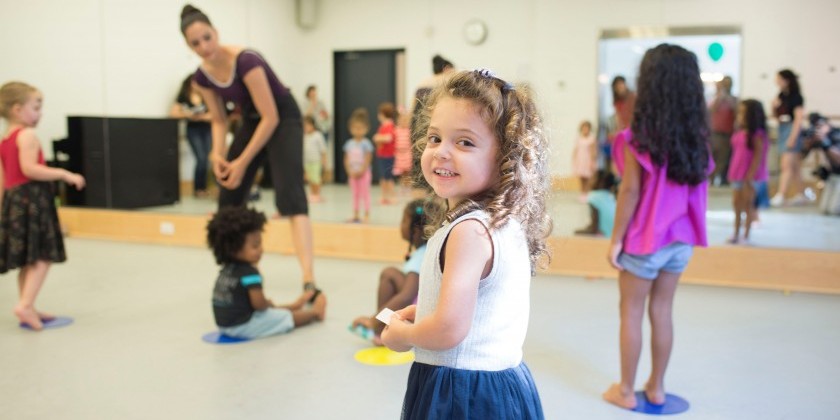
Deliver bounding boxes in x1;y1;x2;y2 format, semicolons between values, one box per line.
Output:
413;70;553;271
0;81;37;120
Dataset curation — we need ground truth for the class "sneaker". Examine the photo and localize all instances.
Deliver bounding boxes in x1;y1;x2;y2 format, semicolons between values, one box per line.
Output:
804;187;817;201
788;193;812;206
770;194;785;207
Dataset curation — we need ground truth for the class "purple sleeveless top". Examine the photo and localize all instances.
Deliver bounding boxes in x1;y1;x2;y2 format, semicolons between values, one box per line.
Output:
193;49;300;119
612;129;711;254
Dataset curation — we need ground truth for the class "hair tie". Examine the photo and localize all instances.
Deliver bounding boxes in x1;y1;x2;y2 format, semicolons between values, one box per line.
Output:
415;206;424;215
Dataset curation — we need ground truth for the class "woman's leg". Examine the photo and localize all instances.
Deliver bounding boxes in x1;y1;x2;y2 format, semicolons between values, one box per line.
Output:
14;260;51;330
266;117;316;288
776;152;796;202
789;154;805;198
645;270;681;405
604;270;653;409
186;125;211;192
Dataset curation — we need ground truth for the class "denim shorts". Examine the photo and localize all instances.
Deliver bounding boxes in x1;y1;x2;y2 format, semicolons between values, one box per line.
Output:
219;308;294;339
731;180;767;192
618;242;694;280
778;122;803;153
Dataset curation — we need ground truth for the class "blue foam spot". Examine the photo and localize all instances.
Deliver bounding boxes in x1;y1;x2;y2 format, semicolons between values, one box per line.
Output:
202;331;251;344
20;316;74;330
631;391;690;415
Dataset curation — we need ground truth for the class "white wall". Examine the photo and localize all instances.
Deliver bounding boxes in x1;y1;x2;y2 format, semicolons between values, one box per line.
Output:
2;0;838;177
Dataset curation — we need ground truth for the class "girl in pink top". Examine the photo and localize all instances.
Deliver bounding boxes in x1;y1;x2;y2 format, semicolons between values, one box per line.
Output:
604;44;712;410
0;82;85;330
727;100;768;244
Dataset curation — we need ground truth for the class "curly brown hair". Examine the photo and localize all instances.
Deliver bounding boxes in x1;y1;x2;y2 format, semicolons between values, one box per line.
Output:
206;206;266;265
412;70;553;271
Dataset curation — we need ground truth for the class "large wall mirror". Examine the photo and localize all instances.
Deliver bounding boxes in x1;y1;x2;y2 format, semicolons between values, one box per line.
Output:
2;3;837;253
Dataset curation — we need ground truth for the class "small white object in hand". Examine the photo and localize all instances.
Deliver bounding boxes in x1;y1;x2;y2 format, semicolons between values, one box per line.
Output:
376;308;396;326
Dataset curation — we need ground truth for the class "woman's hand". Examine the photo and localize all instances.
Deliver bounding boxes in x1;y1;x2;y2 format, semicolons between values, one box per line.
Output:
211;153;230;182
219;157;247;189
608;241;624;271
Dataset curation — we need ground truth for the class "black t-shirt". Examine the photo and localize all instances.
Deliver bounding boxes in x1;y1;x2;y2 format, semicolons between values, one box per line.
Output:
212;262;262;327
176;92;210;130
775;92;804;121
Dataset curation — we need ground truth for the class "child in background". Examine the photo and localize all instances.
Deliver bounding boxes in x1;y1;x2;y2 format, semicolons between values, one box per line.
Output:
302;115;327;203
207;206;326;339
343;108;374;223
574;169;617;237
350;198;439;344
0;81;86;330
727;99;769;244
392;108;413;195
604;44;712;409
381;70;550;419
572;120;597;201
373;102;397;205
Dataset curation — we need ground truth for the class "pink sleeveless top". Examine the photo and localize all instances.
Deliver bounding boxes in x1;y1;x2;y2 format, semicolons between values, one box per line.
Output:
727;129;769;182
613;129;710;254
1;128;45;189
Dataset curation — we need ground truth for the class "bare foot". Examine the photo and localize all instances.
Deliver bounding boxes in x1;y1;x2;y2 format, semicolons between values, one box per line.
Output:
37;310;56;322
15;306;43;331
644;382;666;406
352;316;374;330
311;293;327;321
603;383;636;409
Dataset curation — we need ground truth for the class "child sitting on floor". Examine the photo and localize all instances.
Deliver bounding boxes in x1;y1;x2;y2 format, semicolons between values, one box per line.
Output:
207;206;326;339
350;198;439;344
574;169;617;237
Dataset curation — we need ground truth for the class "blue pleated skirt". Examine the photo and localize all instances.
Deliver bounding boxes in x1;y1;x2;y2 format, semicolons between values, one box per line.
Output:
401;362;544;420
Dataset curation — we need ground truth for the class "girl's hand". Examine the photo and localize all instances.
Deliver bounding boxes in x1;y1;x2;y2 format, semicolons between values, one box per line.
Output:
395;304;416;323
64;171;86;190
608;241;624;270
381;316;413;353
219;157;247;189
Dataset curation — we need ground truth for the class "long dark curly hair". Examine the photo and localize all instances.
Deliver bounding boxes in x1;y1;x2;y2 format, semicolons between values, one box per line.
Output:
631;44;710;185
206;207;266;265
777;69;800;96
739;99;767;151
412;70;553;271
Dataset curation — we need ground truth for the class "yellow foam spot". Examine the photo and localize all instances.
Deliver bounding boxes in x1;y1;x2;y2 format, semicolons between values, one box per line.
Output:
354;347;414;366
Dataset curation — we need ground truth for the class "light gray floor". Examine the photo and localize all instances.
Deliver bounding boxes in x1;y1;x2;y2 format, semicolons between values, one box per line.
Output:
2;239;838;419
141;184;840;252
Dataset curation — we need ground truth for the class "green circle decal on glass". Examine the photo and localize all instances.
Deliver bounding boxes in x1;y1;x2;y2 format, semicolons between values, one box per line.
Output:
708;42;724;62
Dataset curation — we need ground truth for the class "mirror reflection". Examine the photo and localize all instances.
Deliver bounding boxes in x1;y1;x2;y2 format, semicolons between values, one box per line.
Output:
2;1;838;253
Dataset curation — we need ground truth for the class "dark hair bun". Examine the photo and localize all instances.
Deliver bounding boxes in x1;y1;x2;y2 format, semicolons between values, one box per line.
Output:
181;4;202;20
180;4;212;34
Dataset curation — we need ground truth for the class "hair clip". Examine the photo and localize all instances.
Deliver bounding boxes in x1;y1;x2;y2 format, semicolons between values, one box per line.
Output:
473;68;514;92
